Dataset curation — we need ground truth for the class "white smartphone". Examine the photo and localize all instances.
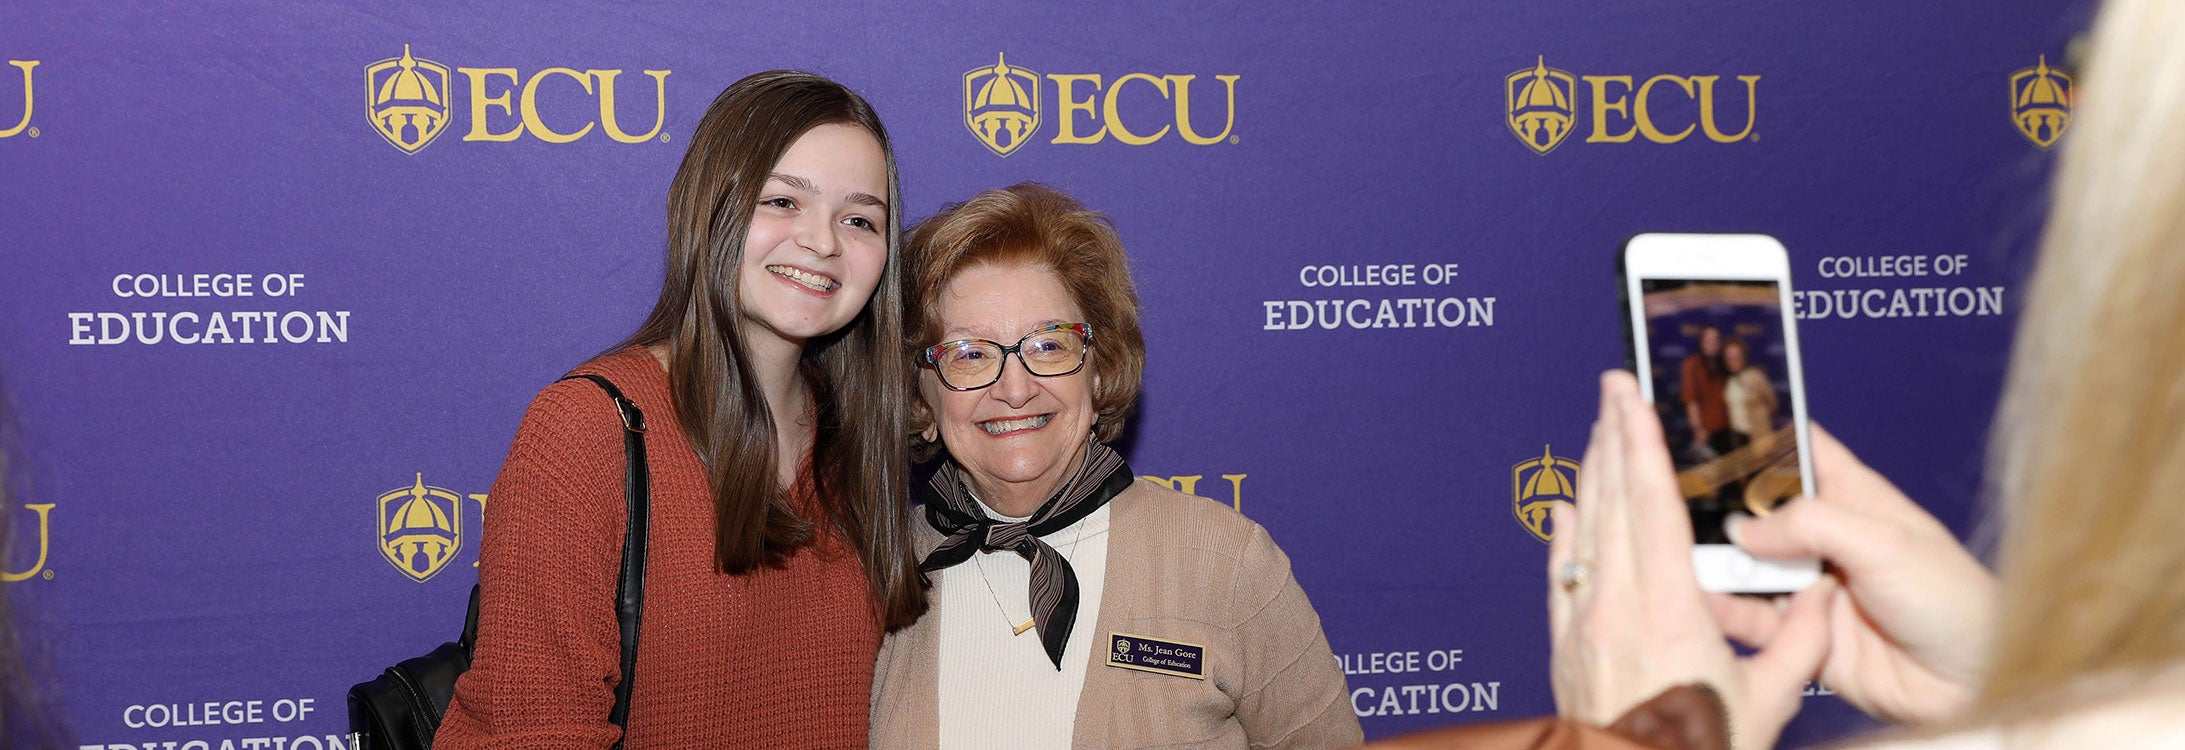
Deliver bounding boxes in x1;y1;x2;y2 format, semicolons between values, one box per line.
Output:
1619;233;1820;593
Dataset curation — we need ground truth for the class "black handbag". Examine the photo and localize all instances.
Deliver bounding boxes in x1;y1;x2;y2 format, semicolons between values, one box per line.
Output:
348;374;652;750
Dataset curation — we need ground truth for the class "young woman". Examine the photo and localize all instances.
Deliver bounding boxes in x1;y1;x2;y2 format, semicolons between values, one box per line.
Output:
436;71;925;749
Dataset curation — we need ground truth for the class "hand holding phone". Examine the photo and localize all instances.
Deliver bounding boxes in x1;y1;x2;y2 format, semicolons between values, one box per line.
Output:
1548;371;1834;750
1713;425;1998;723
1619;233;1820;593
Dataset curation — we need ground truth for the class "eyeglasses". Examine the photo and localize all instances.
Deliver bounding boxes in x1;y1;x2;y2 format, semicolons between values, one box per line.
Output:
920;323;1094;391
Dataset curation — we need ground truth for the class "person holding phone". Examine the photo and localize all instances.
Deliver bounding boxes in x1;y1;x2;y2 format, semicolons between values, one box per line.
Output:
1376;0;2185;746
1551;0;2185;739
435;71;926;748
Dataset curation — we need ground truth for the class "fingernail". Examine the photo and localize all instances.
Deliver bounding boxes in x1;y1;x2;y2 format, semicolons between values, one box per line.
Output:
1724;512;1752;547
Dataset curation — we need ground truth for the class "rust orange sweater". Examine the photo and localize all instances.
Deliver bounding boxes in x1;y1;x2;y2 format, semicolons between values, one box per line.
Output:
437;347;879;749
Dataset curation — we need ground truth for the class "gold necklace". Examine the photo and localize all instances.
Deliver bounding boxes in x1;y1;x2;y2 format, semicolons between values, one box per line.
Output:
971;520;1089;636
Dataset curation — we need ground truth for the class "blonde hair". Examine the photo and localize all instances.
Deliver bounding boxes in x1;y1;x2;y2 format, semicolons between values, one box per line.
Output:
1984;0;2185;706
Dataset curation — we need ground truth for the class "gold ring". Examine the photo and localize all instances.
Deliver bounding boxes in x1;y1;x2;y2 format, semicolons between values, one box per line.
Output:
1559;560;1592;591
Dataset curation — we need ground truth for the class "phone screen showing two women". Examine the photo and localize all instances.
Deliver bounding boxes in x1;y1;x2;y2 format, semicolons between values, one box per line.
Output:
1637;278;1805;544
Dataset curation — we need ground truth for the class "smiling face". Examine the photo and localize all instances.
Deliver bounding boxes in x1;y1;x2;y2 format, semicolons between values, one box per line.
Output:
736;123;891;350
1724;340;1749;372
919;262;1096;511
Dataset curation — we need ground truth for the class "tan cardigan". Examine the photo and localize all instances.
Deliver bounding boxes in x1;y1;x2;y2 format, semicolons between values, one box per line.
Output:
871;478;1363;748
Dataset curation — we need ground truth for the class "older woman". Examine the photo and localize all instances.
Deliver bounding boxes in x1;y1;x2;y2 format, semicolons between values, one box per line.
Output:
870;184;1360;748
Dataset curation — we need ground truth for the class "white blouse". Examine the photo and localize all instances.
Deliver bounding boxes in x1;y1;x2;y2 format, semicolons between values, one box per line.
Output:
936;498;1113;749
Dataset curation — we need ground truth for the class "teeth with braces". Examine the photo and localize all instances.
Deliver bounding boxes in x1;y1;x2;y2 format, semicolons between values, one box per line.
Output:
981;415;1051;435
768;265;836;292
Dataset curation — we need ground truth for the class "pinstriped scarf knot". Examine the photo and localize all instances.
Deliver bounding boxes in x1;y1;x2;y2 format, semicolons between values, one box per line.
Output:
918;439;1133;670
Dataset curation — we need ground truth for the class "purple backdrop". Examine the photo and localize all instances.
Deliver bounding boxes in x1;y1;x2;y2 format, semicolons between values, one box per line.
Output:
0;2;2086;747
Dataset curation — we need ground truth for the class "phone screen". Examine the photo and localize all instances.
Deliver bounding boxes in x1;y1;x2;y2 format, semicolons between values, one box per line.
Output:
1636;278;1806;544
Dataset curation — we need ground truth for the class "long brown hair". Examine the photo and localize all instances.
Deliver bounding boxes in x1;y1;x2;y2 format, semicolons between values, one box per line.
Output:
1983;0;2185;707
617;71;924;629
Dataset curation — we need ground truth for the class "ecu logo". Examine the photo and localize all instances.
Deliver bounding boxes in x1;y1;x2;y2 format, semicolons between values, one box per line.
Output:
379;473;464;582
367;44;452;154
2011;55;2071;149
1512;446;1580;544
965;53;1041;157
1507;57;1576;155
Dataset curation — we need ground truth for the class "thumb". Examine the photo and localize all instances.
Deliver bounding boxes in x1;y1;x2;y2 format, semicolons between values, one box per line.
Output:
1742;576;1836;726
1726;499;1891;575
1751;577;1834;679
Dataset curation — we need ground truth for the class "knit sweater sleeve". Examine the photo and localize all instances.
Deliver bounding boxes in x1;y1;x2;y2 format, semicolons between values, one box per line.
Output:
437;378;630;749
1228;523;1365;749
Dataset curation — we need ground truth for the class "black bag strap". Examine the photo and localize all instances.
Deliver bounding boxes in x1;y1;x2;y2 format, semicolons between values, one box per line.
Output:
559;373;650;747
438;373;648;748
458;583;481;651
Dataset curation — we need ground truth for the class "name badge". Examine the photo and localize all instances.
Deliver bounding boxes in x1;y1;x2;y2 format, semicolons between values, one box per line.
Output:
1106;631;1205;680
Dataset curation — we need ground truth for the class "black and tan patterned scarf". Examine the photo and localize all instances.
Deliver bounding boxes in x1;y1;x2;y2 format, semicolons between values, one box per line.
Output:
918;439;1134;670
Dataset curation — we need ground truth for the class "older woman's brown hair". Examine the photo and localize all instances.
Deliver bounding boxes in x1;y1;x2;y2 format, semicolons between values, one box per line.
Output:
903;183;1145;460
